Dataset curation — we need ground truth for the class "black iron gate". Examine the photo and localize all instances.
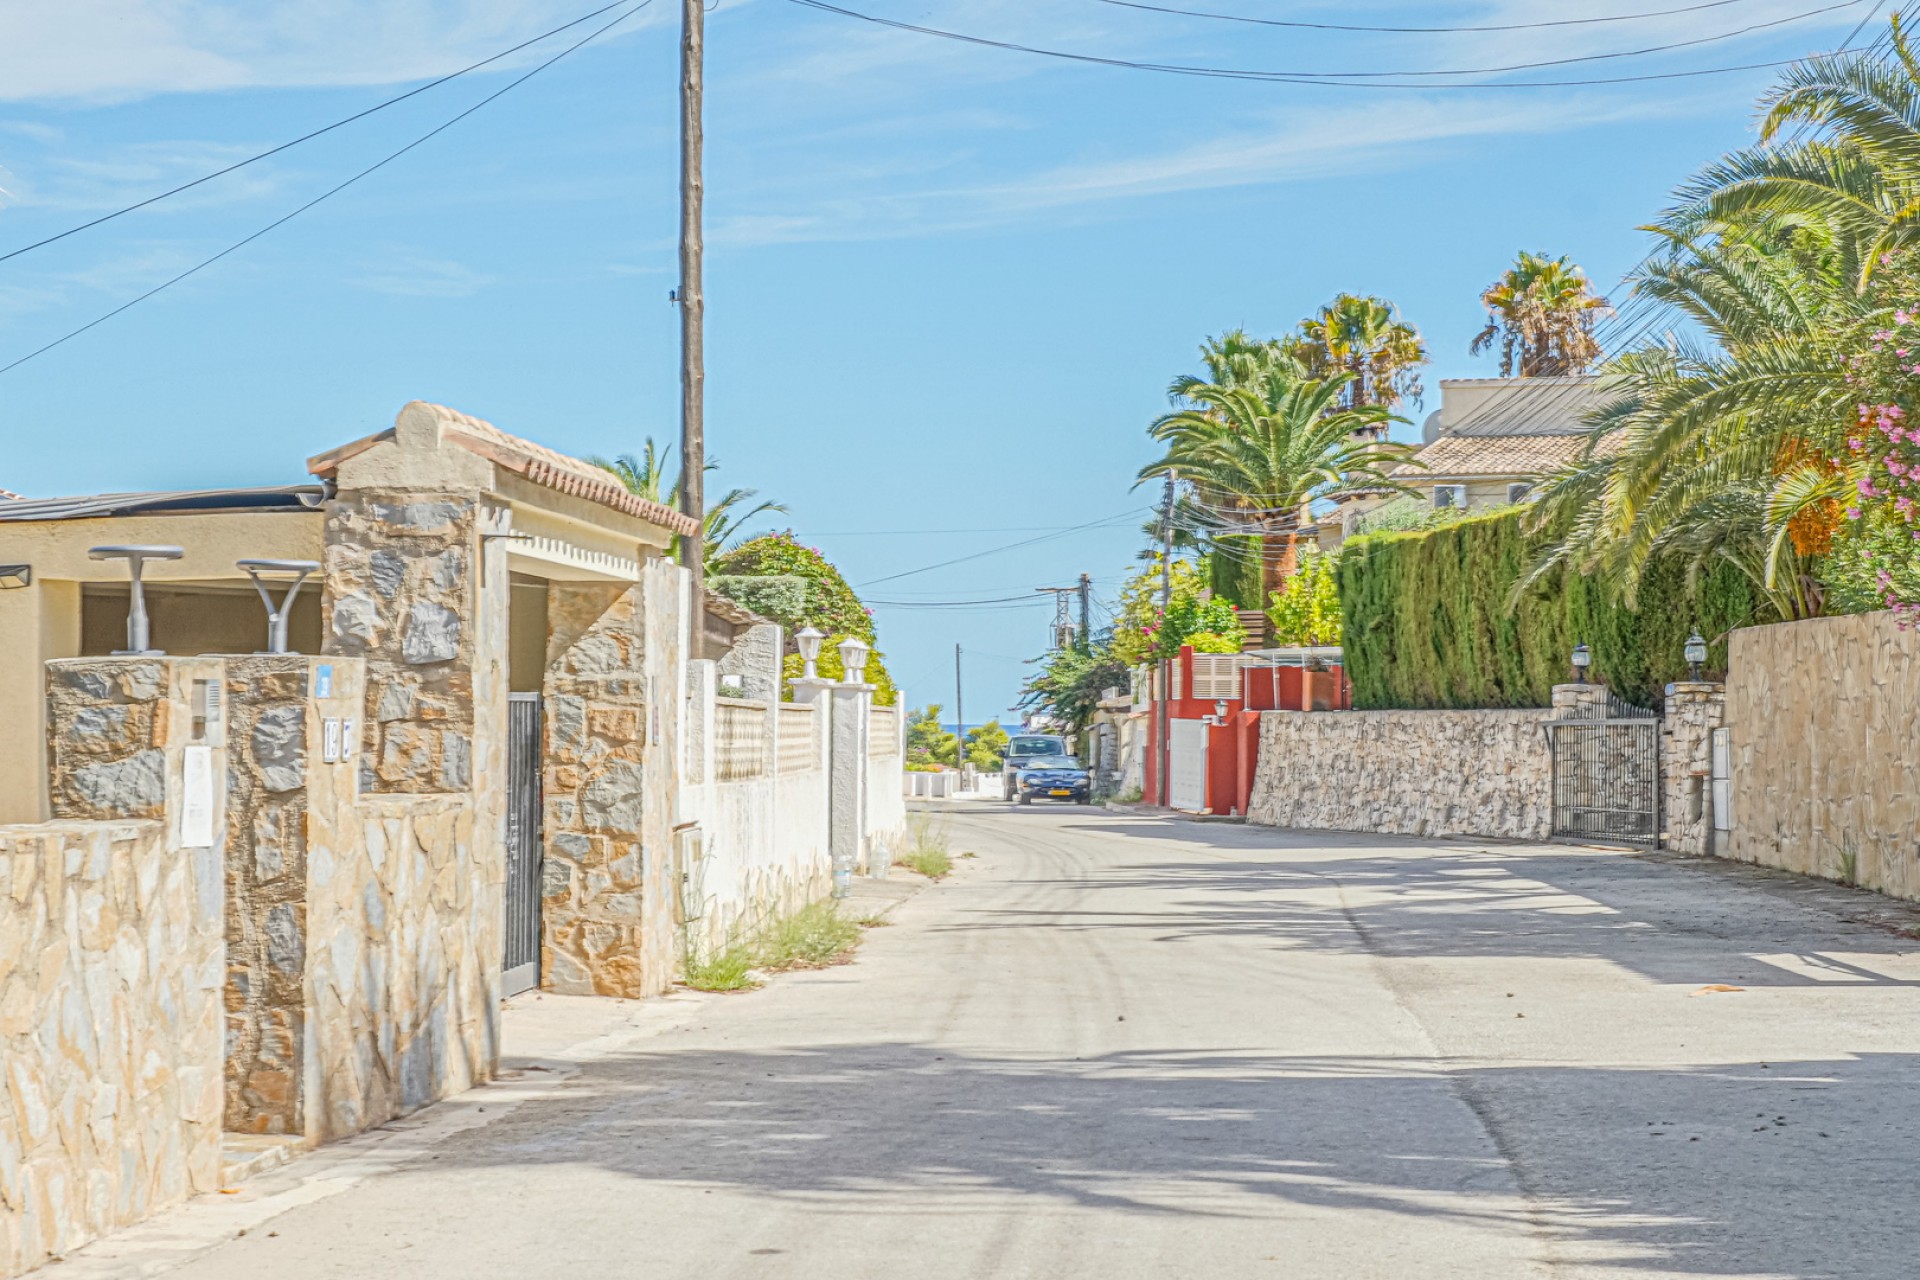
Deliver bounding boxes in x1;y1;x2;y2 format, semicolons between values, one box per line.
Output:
1549;691;1660;844
504;693;543;996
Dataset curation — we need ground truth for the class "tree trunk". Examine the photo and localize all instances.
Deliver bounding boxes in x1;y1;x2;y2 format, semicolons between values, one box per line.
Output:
1261;528;1300;604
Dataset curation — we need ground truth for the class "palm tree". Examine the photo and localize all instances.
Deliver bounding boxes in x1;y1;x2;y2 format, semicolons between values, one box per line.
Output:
1166;329;1297;405
1472;251;1613;376
593;438;787;567
1283;293;1428;424
1141;370;1418;599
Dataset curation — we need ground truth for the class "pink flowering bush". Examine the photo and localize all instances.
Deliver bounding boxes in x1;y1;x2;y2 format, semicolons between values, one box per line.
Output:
1834;264;1920;623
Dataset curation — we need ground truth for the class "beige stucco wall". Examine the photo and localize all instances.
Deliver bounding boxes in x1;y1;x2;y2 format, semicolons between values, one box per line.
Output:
1724;612;1920;898
0;511;322;824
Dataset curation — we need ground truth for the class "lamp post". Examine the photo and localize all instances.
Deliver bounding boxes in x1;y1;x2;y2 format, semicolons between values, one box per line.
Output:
88;545;184;655
1684;630;1708;683
795;626;825;681
837;637;870;685
1571;643;1592;685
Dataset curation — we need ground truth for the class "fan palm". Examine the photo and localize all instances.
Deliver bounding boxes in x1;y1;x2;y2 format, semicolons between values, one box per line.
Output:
1472;251;1613;376
1283;293;1428;422
1140;370;1417;599
593;438;787;567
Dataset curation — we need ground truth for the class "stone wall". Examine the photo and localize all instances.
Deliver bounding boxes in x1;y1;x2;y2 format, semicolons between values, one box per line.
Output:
1662;683;1725;856
1247;708;1555;840
6;656;227;1278
321;491;479;796
537;560;684;998
0;822;224;1277
1724;612;1920;899
220;657;325;1134
213;654;499;1142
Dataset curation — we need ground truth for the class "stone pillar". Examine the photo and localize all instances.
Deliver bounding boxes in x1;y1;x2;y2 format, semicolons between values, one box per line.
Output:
1551;682;1610;718
1662;682;1726;855
539;581;654;997
826;680;874;894
716;622;782;702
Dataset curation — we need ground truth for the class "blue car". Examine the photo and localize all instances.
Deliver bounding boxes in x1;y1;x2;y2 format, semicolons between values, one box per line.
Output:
1014;754;1091;805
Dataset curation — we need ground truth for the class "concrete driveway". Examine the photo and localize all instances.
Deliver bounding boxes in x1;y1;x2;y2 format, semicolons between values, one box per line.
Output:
69;807;1920;1279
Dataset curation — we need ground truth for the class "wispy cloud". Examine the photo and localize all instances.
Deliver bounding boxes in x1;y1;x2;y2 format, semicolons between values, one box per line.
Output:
352;253;495;298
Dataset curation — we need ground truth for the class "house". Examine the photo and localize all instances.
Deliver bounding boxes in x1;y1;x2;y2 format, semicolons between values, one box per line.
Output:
1400;375;1607;511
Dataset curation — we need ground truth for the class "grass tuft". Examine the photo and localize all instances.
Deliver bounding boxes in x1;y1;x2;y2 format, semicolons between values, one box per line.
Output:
758;900;864;971
898;812;955;879
682;945;761;992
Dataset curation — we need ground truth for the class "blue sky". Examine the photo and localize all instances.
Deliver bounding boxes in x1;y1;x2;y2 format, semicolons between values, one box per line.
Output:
0;0;1889;717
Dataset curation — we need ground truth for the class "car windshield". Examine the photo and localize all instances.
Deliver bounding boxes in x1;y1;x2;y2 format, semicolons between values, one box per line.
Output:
1007;737;1067;759
1027;756;1081;770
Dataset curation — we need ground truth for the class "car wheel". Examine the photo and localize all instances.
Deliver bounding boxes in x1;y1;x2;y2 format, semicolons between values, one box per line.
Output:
1019;791;1033;806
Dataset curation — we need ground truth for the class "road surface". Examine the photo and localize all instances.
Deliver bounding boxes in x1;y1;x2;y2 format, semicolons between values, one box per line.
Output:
83;807;1920;1279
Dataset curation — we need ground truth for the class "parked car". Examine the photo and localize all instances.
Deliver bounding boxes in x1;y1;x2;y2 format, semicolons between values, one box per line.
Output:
1013;754;1091;805
1004;733;1069;803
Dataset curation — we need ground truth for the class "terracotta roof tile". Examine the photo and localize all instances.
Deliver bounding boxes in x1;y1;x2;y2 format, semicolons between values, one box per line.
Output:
1394;432;1590;481
310;402;699;537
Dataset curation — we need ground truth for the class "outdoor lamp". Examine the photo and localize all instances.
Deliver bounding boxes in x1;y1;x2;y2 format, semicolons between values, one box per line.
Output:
1571;643;1592;685
1684;631;1708;682
89;545;184;655
796;626;825;680
238;558;319;654
1214;699;1229;724
837;637;870;685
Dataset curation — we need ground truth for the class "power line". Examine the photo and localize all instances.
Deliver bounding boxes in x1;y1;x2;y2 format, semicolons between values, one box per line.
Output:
855;506;1151;587
1094;0;1767;34
0;2;652;380
785;0;1858;89
1107;0;1869;79
0;1;635;268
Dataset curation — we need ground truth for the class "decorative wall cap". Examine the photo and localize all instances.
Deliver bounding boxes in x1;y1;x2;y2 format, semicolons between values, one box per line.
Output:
309;401;699;537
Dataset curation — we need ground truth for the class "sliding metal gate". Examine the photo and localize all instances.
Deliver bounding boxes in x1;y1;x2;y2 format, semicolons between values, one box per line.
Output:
1548;691;1660;844
503;693;544;997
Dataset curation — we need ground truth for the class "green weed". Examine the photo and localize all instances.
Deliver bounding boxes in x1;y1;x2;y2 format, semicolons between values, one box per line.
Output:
757;900;864;971
682;944;761;992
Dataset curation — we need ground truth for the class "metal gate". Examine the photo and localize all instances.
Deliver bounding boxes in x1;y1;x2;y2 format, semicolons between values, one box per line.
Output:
1548;691;1660;843
503;693;543;996
1168;718;1208;812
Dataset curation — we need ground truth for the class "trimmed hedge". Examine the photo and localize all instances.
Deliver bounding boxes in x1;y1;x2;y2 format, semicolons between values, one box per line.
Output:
1338;508;1774;710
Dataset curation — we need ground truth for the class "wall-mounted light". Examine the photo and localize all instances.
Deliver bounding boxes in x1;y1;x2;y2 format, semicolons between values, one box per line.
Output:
1684;631;1708;683
795;626;825;680
89;545;183;655
1214;699;1229;724
0;564;29;589
837;637;870;686
1571;642;1592;685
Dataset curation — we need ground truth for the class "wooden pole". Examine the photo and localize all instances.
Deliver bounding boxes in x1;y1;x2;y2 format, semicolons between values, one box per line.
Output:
679;0;706;598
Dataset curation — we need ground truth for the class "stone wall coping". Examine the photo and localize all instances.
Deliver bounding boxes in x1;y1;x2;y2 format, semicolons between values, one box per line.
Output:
1258;706;1553;719
715;695;771;711
0;817;162;838
1664;681;1726;694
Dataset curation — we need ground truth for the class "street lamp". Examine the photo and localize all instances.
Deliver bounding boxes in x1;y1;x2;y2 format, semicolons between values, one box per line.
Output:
795;626;825;680
837;637;870;685
1684;630;1708;683
1571;642;1592;685
89;545;184;655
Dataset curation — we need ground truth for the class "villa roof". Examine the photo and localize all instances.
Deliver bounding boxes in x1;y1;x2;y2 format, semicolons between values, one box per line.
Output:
0;485;328;523
308;401;699;538
1394;432;1590;482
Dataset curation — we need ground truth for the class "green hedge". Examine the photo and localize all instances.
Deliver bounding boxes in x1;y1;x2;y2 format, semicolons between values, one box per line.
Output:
1338;508;1774;710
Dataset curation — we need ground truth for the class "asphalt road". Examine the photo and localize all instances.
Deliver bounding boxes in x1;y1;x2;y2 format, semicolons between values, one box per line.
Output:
107;807;1920;1280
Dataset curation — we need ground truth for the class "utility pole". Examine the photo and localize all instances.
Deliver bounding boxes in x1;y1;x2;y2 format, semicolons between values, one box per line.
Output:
1157;472;1175;806
678;0;706;598
954;643;965;776
1077;572;1092;655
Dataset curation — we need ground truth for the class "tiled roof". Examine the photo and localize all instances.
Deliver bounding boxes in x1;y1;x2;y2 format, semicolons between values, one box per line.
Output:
1393;432;1590;481
309;402;699;538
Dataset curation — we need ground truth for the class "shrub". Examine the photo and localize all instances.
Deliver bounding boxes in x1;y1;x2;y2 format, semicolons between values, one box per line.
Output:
709;574;809;623
1339;507;1773;710
711;533;874;641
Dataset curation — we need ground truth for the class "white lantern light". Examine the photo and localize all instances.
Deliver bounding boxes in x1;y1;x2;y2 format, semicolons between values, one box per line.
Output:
1571;642;1592;685
795;626;825;680
837;637;870;685
1684;630;1708;682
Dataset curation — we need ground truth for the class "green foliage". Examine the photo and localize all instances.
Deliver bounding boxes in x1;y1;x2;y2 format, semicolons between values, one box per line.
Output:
1208;534;1266;610
1267;548;1342;646
709;574;808;624
1018;643;1130;736
1340;508;1773;710
966;720;1010;769
900;813;955;880
1184;630;1242;654
1160;591;1245;657
905;704;958;767
713;533;875;642
681;901;865;991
